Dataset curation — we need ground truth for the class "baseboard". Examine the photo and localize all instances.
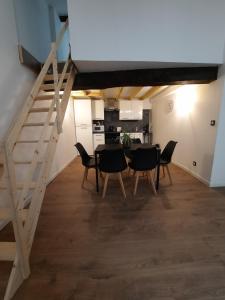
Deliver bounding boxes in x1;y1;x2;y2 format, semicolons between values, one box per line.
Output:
172;161;209;186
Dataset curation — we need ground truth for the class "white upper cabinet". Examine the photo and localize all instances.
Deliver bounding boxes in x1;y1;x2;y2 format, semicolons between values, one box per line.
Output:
92;99;104;120
119;100;132;120
74;99;92;126
119;100;143;120
131;100;143;120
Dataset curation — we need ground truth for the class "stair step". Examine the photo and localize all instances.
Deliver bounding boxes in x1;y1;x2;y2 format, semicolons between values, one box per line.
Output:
0;208;11;220
0;242;16;261
16;140;50;144
23;122;54;127
34;94;55;101
44;73;69;81
0;181;37;190
29;107;56;113
40;83;66;91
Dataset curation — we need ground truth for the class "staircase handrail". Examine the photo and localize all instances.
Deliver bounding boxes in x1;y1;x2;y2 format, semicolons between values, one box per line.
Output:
6;20;70;152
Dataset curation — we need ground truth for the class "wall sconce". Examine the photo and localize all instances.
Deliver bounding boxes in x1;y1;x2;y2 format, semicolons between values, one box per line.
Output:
175;85;197;117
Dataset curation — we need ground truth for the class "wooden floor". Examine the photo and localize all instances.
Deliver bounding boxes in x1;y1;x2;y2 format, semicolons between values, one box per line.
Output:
1;158;225;299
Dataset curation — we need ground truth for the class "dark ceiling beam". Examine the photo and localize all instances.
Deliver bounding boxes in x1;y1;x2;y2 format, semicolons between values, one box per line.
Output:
73;66;218;90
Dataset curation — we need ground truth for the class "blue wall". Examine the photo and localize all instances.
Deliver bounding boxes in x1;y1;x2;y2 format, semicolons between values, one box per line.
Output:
13;0;69;63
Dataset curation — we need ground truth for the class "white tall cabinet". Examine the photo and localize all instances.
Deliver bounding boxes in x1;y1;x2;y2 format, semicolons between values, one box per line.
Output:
74;99;93;155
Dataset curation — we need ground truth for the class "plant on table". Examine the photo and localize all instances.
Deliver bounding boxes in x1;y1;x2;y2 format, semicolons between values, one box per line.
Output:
121;132;131;148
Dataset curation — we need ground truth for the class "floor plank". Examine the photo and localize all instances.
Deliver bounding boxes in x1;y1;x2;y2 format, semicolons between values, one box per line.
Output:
1;159;225;300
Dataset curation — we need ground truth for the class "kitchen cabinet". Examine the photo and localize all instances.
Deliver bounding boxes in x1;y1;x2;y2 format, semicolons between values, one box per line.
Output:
74;99;92;126
131;100;143;120
92;100;104;120
133;132;144;143
93;133;105;150
74;99;93;155
76;125;93;155
119;100;132;120
119;100;143;120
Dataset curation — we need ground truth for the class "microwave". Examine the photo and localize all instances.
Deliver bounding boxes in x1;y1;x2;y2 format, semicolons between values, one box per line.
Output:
93;124;105;132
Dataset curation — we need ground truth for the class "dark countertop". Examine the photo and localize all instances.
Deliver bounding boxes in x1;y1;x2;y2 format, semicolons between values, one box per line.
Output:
93;131;152;134
93;131;105;134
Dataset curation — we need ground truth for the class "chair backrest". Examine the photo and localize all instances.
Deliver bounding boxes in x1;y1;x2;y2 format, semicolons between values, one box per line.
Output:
99;148;127;173
131;138;142;144
74;143;91;166
161;141;177;163
131;146;158;171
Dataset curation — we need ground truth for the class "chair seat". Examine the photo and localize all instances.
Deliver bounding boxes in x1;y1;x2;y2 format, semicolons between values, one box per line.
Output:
85;157;99;168
128;161;154;172
99;164;127;173
160;159;169;165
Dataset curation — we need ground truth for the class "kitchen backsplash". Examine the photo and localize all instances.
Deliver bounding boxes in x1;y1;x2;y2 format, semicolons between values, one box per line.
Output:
104;110;151;132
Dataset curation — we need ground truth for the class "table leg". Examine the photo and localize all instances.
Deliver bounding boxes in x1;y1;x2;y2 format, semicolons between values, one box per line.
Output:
95;151;99;192
156;149;161;190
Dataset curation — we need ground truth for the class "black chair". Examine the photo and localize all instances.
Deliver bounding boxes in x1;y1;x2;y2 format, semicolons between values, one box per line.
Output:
99;149;127;198
131;138;142;144
129;147;158;195
160;140;177;184
75;143;97;188
125;138;142;161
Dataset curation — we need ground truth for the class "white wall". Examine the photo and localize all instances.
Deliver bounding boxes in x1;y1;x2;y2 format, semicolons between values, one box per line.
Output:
210;48;225;187
68;0;225;66
0;0;76;229
49;98;77;181
152;83;221;185
13;0;52;62
0;0;36;142
0;0;36;227
53;13;70;62
48;0;68;15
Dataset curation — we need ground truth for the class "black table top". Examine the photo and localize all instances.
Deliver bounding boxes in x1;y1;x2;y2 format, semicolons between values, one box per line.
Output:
95;143;160;154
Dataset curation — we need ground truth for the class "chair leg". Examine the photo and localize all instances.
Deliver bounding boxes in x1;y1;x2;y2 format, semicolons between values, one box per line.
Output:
117;173;126;198
153;167;157;181
134;172;140;196
102;173;110;198
82;167;88;188
148;171;157;195
166;164;173;185
162;165;165;177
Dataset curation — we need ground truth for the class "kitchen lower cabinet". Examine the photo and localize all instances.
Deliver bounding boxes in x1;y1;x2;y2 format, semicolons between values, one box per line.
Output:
93;133;105;150
133;132;144;143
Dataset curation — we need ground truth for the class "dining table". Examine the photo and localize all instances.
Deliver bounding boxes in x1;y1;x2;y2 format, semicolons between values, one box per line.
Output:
94;143;161;193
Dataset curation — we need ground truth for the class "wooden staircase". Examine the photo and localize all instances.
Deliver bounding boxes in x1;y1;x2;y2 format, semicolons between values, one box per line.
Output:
0;21;76;300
